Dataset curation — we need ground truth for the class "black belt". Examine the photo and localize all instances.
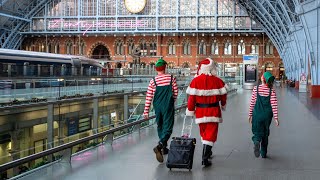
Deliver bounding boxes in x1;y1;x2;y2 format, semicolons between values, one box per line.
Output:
195;102;220;108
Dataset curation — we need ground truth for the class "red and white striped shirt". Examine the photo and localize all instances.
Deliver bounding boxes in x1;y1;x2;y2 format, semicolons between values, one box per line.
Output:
143;74;178;115
249;84;278;120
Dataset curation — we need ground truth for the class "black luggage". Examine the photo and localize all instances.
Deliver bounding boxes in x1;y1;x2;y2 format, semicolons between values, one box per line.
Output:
166;116;196;171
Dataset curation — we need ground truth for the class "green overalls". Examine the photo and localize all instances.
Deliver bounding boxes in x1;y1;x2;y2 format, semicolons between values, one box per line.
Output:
153;75;175;147
252;86;273;156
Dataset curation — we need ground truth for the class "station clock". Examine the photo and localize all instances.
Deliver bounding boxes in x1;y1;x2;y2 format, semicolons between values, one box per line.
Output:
124;0;147;13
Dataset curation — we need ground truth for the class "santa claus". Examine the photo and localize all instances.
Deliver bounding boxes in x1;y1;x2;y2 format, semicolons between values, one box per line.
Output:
186;58;228;167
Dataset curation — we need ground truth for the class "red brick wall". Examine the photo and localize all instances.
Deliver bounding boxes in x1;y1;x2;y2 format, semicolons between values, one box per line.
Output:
22;33;283;78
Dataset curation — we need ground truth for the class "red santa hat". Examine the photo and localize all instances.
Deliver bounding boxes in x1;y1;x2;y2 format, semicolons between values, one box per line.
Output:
197;58;216;75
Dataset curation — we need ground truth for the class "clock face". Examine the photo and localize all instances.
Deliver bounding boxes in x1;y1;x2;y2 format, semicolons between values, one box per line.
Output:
125;0;146;13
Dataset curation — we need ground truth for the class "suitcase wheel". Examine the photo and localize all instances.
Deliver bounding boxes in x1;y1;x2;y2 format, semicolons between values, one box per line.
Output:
169;168;172;171
188;169;191;171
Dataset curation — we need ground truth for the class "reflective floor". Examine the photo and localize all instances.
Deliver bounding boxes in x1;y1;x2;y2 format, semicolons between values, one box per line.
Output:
16;87;320;180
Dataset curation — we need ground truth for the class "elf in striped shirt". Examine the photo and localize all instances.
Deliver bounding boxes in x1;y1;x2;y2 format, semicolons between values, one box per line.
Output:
248;71;279;159
143;59;178;163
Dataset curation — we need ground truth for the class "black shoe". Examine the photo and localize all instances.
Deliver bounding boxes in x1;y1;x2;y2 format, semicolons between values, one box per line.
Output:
162;147;169;155
209;151;213;159
202;159;212;167
153;145;163;163
254;143;260;158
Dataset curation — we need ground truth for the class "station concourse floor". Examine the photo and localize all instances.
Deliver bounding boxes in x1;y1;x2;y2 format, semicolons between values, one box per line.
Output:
18;87;320;180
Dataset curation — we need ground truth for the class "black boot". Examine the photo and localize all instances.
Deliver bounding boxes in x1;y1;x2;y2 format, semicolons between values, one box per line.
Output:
202;144;212;167
253;142;260;158
162;147;169;155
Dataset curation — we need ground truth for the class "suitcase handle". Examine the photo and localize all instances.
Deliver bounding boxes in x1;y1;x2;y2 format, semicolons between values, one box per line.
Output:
181;116;193;138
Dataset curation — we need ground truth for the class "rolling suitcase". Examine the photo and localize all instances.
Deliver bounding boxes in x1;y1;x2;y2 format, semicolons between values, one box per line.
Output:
166;116;196;171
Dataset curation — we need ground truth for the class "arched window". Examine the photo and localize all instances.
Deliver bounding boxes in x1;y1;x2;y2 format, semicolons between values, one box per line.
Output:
238;39;245;55
55;43;60;54
251;39;259;54
198;40;206;55
183;40;191;55
140;40;147;56
149;41;157;56
65;40;73;55
168;62;174;68
224;39;232;55
47;43;53;53
211;40;218;55
168;39;176;55
182;62;190;68
115;40;124;55
127;39;134;55
265;40;273;55
79;40;86;55
38;42;45;52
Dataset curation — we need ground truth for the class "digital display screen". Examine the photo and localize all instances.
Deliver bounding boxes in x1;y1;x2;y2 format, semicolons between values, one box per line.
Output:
245;64;257;82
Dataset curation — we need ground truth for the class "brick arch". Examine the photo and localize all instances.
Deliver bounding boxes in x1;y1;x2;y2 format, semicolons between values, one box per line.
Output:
197;38;206;44
278;62;284;67
34;39;45;44
250;37;261;44
138;38;147;44
264;61;275;67
75;38;86;46
149;38;157;43
64;38;73;44
168;61;176;68
166;38;176;44
237;38;246;44
223;38;232;43
181;61;191;68
182;38;191;44
113;38;124;46
88;41;111;59
211;38;219;43
149;61;155;66
126;38;135;44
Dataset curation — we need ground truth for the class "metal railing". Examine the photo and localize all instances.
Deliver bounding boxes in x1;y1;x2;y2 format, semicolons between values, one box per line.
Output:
0;104;187;173
0;86;238;173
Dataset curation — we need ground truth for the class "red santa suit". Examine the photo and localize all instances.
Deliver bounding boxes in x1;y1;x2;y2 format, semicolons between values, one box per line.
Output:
186;58;228;147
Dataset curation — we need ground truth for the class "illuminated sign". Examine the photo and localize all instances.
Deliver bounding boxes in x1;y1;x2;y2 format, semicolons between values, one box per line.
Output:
47;19;149;35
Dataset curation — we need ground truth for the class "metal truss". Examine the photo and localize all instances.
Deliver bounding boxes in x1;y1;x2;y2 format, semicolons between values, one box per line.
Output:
1;0;53;49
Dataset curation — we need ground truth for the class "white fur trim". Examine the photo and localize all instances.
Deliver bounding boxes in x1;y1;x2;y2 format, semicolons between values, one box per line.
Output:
202;140;214;146
186;84;229;96
195;116;223;124
186;109;195;116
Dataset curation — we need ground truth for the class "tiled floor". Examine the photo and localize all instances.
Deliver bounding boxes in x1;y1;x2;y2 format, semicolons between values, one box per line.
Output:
17;87;320;180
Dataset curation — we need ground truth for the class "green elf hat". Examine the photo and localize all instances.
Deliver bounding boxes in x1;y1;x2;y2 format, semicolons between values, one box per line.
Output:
155;59;167;71
263;71;275;83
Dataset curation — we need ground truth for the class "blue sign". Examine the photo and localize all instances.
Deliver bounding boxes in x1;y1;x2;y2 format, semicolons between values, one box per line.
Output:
243;55;258;61
67;118;79;136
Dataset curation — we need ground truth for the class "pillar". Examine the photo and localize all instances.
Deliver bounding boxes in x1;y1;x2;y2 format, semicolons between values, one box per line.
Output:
38;64;41;76
124;95;129;121
92;98;98;134
72;66;77;76
81;66;84;76
50;65;54;76
89;66;93;76
61;64;66;76
9;127;22;176
7;64;11;77
23;62;29;76
47;104;54;162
